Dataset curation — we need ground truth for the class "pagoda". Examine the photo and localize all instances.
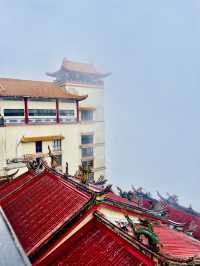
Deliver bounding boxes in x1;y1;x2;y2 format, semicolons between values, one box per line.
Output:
46;58;111;85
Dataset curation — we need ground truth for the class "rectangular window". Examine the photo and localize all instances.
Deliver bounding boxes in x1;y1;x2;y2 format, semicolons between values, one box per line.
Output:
29;109;56;116
81;147;93;157
81;135;93;145
52;139;62;151
4;109;24;117
81;110;93;121
82;160;94;168
59;110;74;117
35;141;42;153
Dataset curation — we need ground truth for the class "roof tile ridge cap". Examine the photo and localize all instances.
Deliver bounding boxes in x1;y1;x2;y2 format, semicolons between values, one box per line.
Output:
105;199;166;221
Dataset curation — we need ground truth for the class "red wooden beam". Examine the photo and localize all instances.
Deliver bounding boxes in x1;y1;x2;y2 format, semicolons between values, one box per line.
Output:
24;97;29;124
76;100;80;122
56;99;60;123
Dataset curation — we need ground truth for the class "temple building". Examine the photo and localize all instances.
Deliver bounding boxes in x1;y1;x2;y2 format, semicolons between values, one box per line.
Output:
0;58;110;179
0;160;200;265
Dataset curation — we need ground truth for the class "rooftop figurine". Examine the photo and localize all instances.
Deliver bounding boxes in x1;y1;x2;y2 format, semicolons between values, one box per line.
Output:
125;214;160;252
48;145;59;169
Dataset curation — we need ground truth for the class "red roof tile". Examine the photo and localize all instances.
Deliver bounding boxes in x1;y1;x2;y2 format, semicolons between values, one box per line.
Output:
1;170;91;256
0;78;87;100
167;205;200;240
35;219;154;266
154;224;200;260
0;171;34;201
109;210;200;262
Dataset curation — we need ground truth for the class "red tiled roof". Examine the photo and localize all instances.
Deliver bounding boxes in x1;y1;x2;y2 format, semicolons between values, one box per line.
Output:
0;171;34;201
154;224;200;260
96;206;200;263
167;205;200;240
0;78;87;100
1;170;91;256
110;211;200;262
35;219;154;266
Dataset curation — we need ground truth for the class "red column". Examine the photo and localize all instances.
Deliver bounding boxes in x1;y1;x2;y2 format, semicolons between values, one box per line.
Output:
56;99;60;123
24;97;29;124
76;100;80;122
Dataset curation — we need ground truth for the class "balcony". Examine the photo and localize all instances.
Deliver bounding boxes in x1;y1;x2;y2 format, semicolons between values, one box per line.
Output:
3;116;76;126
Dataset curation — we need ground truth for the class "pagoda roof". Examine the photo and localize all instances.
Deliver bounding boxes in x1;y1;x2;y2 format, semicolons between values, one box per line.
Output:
0;169;92;257
35;207;200;266
137;191;200;241
47;58;111;78
99;210;200;264
0;78;87;101
34;215;154;266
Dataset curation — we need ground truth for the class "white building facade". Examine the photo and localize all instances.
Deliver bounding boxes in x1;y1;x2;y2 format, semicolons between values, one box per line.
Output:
0;58;110;179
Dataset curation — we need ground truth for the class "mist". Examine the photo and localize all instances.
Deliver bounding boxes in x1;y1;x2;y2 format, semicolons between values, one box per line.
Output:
1;0;200;210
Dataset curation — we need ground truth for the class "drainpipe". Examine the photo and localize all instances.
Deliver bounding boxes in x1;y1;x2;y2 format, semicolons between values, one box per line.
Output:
76;100;79;122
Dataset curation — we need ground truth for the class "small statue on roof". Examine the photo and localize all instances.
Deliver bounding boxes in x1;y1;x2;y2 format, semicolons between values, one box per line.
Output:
117;187;135;201
48;145;59;169
65;161;69;176
166;192;178;204
26;157;44;173
94;175;107;185
125;214;160;252
75;162;93;185
184;220;198;236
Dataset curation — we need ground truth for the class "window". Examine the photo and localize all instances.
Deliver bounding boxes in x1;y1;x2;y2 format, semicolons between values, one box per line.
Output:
81;135;93;145
4;109;24;116
52;139;62;151
29;109;56;116
59;110;74;117
81;147;93;157
35;141;42;153
81;110;93;121
82;160;94;168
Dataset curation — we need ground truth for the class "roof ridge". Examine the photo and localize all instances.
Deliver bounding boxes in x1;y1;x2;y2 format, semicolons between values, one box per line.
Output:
0;77;53;84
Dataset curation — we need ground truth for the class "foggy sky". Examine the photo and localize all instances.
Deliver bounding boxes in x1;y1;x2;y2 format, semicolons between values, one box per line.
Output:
1;0;200;210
